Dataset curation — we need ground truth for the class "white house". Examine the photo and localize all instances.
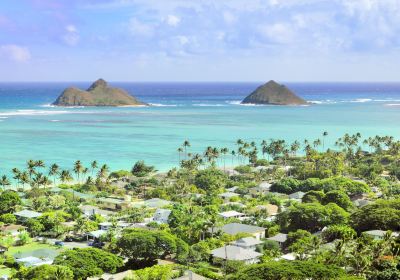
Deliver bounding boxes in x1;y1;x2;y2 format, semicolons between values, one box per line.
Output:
211;245;262;264
218;210;245;220
231;237;263;251
153;209;172;224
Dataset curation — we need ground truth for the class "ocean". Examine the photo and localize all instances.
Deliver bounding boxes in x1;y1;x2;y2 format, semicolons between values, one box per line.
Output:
1;82;400;174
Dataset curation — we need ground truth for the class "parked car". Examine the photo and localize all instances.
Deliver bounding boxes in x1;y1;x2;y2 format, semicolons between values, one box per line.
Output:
55;240;64;246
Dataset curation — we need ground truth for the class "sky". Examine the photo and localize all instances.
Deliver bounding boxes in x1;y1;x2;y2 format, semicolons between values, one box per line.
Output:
0;0;400;82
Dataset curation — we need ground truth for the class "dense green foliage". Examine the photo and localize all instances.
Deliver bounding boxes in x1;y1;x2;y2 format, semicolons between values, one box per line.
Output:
117;228;188;263
0;190;22;214
53;248;123;280
229;261;348;280
351;199;400;232
16;264;74;280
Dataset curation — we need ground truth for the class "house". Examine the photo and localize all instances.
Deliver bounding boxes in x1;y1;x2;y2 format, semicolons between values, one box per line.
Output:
97;197;131;210
226;186;239;193
79;205;114;217
99;221;131;231
249;182;272;196
218;210;245;220
255;204;279;216
353;199;370;208
267;233;288;246
223;168;240;176
16;256;52;267
153;209;172;224
213;223;266;239
288;191;305;200
219;192;239;203
133;198;172;208
14;210;42;222
363;230;399;240
87;229;107;240
0;224;26;236
211;245;262;264
231;237;263;251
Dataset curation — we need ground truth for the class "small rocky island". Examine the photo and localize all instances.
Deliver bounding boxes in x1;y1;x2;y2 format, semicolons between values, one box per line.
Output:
53;79;147;106
241;80;307;105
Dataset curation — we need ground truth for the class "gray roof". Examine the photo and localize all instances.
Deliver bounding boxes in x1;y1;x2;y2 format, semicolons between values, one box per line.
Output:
16;256;52;267
218;223;265;235
288;191;305;199
14;209;42;219
88;229;107;238
267;233;288;243
231;237;263;247
219;192;239;198
211;245;262;261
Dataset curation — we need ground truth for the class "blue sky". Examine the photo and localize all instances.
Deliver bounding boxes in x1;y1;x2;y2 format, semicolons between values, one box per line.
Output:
0;0;399;81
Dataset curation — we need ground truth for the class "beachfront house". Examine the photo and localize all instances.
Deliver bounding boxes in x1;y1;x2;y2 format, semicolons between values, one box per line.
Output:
267;233;288;247
14;210;42;222
211;245;262;264
218;210;245;220
213;223;266;240
231;237;263;251
153;209;172;224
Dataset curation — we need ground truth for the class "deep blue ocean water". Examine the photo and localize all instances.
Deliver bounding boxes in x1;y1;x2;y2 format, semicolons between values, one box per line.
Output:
1;82;400;173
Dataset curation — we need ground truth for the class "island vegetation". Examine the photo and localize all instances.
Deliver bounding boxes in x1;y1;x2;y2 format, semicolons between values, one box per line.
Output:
0;132;399;279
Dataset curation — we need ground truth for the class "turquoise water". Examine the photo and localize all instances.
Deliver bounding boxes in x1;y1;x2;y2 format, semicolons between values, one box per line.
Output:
0;82;400;174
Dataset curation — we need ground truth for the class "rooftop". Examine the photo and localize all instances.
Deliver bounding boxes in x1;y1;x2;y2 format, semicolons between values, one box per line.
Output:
267;233;288;243
218;223;265;235
14;209;42;219
211;245;262;261
231;237;263;247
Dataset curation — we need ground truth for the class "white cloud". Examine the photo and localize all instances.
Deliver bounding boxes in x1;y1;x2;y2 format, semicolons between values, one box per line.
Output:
258;23;295;44
223;11;236;25
176;35;189;45
62;24;79;46
128;18;154;37
0;44;31;62
166;15;180;27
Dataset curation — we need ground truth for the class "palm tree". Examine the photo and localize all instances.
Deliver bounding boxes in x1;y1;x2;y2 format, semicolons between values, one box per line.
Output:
0;175;11;190
12;168;21;188
27;159;36;180
35;160;45;170
90;160;98;177
73;160;84;183
231;150;236;165
59;170;73;184
290;141;300;157
48;163;60;186
183;140;191;160
322;131;328;150
220;147;229;171
20;171;29;191
177;147;183;164
98;164;109;180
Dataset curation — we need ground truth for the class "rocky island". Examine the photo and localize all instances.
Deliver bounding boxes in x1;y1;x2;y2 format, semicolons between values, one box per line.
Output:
53;79;147;106
241;80;307;105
